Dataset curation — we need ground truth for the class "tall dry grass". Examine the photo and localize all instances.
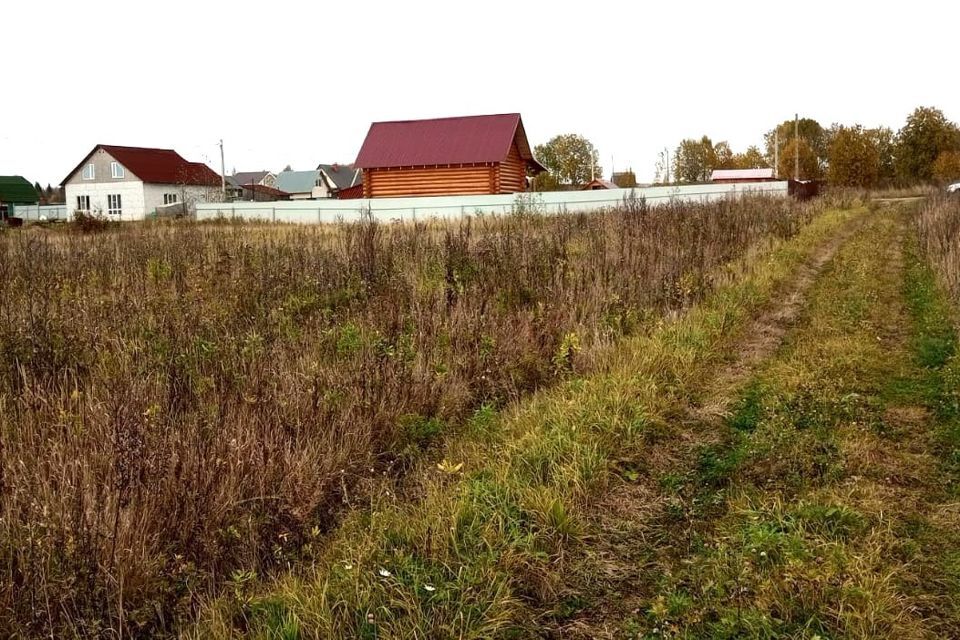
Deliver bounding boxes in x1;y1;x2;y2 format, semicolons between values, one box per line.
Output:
0;196;811;636
917;195;960;302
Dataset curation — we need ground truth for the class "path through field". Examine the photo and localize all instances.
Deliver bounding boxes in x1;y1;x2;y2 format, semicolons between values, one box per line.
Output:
190;203;960;640
556;203;960;638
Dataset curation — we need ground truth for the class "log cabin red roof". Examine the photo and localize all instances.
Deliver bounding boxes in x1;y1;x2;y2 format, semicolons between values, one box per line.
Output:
354;113;545;172
63;145;222;186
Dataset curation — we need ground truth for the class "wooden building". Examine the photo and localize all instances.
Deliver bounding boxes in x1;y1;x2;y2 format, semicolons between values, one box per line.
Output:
353;113;545;198
580;178;618;190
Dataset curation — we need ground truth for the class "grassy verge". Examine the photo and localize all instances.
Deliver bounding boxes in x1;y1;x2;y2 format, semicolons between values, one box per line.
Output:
633;207;960;639
191;208;861;638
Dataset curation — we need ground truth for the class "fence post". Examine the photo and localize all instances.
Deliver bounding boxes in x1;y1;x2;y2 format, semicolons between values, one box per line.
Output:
272;207;276;223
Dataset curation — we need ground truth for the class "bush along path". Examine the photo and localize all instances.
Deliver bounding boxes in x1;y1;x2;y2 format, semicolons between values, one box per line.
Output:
595;205;960;639
192;206;868;639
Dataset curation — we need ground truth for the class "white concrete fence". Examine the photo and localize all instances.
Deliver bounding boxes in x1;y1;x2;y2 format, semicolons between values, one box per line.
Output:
12;204;70;221
195;182;789;224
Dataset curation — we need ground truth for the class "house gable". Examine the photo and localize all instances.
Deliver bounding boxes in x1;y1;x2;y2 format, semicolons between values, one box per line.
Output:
64;148;142;185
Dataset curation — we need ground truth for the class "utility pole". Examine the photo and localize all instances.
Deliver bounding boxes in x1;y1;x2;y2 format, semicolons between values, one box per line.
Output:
218;139;226;198
774;129;779;179
794;114;800;181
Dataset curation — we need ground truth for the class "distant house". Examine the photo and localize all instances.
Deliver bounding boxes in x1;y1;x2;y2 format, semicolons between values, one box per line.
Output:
62;145;222;219
0;176;39;220
234;170;276;188
275;170;327;200
226;170;277;200
240;183;290;202
580;178;618;190
317;163;363;197
353;113;546;198
710;168;776;183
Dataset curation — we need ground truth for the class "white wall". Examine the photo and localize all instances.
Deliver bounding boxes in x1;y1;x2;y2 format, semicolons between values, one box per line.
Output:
65;181;146;221
13;204;70;221
143;184;220;216
195;182;790;224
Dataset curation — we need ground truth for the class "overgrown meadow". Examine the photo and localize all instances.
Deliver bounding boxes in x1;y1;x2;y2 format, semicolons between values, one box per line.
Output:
918;194;960;303
0;196;812;636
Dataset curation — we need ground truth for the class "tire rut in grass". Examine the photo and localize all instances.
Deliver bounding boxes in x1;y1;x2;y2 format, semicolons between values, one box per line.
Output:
597;205;960;639
545;214;866;638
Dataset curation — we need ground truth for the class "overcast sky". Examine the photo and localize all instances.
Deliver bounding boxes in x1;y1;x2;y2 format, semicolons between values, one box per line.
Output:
3;0;959;186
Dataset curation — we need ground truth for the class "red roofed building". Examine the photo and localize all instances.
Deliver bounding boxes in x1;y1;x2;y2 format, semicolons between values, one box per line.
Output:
353;113;546;198
63;144;223;220
710;168;776;183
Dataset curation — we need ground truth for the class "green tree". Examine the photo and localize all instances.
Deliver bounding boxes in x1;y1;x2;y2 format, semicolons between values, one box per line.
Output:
612;169;637;188
673;136;717;183
712;141;735;169
933;151;960;183
827;125;881;188
777;137;820;180
534;134;601;186
731;145;768;170
531;171;560;192
896;106;960;183
765;117;828;178
870;127;897;187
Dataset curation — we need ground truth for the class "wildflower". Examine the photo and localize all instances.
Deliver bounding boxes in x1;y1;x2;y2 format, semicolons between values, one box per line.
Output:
424;584;436;592
378;568;392;577
437;459;464;474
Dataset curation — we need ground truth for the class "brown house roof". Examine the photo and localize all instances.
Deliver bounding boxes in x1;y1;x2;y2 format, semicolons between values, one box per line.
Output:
62;145;222;186
354;113;545;172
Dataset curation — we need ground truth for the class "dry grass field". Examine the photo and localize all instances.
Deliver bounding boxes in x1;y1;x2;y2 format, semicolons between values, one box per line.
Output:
0;196;816;637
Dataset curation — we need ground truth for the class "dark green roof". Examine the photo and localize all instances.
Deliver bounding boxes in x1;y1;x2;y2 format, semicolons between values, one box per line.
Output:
0;176;39;204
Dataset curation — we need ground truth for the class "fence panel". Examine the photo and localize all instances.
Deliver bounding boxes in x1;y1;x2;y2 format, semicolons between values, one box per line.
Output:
194;182;789;224
13;204;71;221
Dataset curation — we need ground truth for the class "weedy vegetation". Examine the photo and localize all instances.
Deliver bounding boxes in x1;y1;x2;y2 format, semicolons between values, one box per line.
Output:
917;194;960;303
0;196;816;636
190;205;859;638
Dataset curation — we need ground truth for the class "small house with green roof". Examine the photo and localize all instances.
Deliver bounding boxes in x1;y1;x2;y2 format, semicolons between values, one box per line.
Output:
0;176;39;221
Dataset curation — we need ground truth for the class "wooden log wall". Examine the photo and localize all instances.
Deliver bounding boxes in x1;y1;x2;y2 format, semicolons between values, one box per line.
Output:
363;164;496;198
499;144;527;193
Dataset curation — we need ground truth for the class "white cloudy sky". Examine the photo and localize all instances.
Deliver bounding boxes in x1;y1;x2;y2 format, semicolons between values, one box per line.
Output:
3;0;958;186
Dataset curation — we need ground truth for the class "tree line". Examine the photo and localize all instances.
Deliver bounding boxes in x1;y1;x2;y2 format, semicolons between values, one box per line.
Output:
670;106;960;187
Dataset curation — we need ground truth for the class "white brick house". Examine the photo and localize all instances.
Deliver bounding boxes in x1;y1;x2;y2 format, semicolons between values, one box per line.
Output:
63;145;223;221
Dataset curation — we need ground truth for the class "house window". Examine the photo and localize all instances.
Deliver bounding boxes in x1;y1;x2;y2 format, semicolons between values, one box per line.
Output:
163;193;178;205
111;162;124;179
107;194;122;216
82;163;95;180
76;195;90;212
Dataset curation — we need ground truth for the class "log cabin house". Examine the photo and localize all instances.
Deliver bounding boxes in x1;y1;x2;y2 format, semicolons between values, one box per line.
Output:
353;113;546;198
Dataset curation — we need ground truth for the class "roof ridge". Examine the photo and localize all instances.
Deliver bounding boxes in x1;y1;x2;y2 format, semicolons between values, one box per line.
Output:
99;143;179;153
369;113;520;126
